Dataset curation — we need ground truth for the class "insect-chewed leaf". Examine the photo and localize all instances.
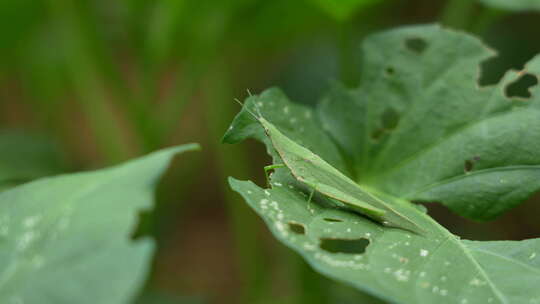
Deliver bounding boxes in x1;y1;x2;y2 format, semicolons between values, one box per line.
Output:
229;177;540;304
225;24;540;303
319;26;540;221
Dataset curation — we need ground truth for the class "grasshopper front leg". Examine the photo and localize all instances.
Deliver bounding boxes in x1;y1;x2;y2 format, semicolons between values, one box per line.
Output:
303;180;318;214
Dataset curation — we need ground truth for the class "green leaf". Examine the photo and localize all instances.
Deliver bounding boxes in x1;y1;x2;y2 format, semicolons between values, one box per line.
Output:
478;0;540;11
318;25;540;221
308;0;383;21
0;144;200;304
225;24;540;303
0;131;67;191
230;177;540;303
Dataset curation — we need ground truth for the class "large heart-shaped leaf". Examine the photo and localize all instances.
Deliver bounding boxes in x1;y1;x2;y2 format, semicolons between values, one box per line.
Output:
224;24;540;303
0;144;200;304
479;0;540;11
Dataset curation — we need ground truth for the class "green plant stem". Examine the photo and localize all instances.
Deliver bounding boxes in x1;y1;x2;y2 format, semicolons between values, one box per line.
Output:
47;1;130;164
120;0;189;152
158;60;203;142
440;0;477;30
53;0;164;156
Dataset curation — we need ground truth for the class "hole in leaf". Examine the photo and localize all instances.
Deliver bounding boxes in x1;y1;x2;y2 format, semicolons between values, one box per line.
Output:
405;38;427;54
371;108;400;141
370;128;385;140
464;159;474;173
505;73;538;99
320;238;369;254
289;222;306;235
464;156;480;173
324;218;343;222
381;108;400;130
385;67;395;75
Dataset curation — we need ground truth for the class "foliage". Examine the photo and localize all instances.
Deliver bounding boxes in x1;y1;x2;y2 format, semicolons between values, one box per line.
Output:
3;0;540;303
225;25;540;303
0;144;200;304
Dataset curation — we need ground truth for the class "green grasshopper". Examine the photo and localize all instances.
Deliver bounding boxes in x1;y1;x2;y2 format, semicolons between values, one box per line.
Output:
242;100;424;234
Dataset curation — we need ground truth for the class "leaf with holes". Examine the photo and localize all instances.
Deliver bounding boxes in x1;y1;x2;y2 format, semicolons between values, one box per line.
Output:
0;144;200;304
224;24;540;303
479;0;540;11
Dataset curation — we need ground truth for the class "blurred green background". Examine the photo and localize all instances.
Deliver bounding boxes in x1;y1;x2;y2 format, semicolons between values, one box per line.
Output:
1;0;539;303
